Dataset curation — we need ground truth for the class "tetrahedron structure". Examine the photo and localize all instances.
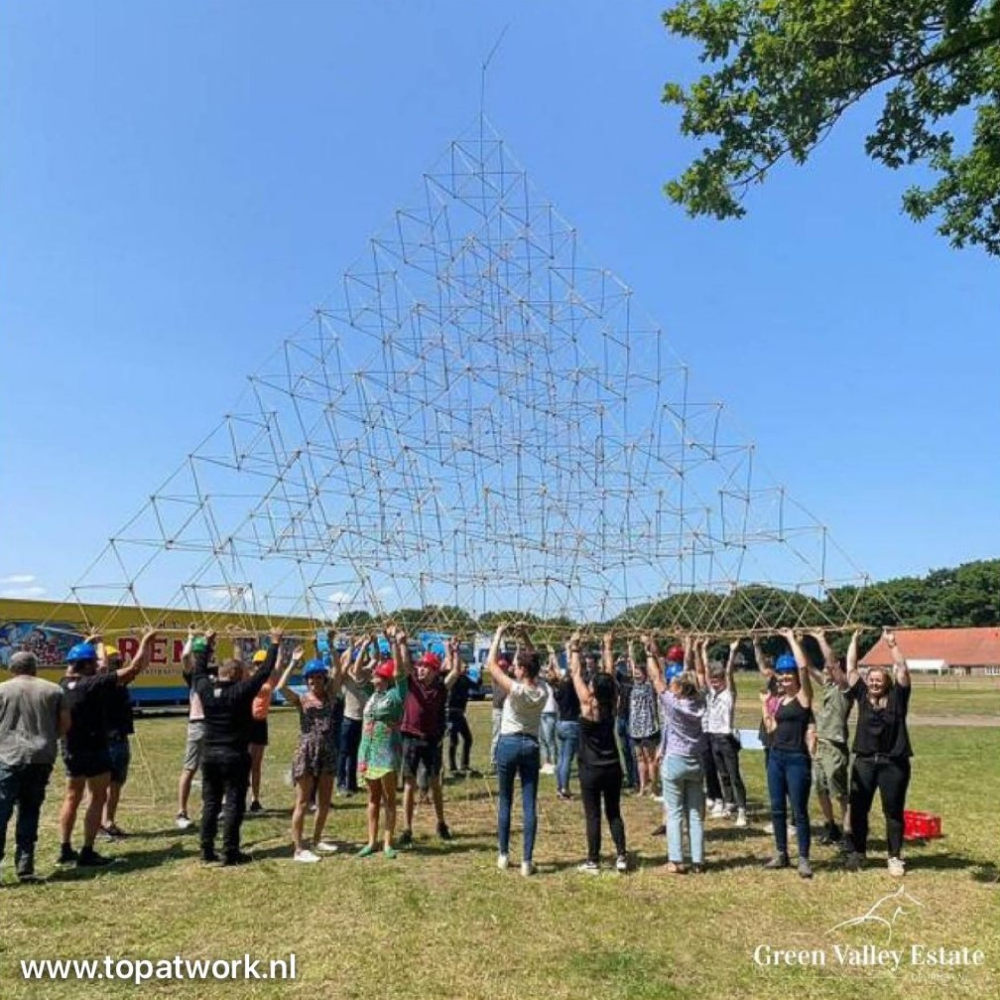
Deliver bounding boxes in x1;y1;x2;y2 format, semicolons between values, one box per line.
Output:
64;116;886;637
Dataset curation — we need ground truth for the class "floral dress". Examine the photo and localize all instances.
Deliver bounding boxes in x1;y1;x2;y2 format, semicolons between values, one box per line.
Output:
628;678;661;743
291;692;339;779
357;678;408;781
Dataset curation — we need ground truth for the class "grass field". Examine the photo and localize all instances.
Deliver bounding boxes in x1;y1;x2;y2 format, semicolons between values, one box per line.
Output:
1;686;998;999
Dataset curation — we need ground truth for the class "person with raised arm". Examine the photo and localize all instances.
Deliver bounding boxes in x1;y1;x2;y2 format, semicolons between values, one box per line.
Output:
539;644;560;776
445;638;476;777
193;629;279;866
612;637;638;792
248;642;286;815
56;629;155;868
276;634;348;862
548;639;582;801
571;630;628;874
96;641;136;840
176;627;210;831
845;629;913;876
760;629;817;878
356;626;411;859
626;641;660;799
807;629;853;850
646;634;707;873
693;638;724;816
490;622;548;877
399;635;461;846
337;634;375;795
698;637;748;828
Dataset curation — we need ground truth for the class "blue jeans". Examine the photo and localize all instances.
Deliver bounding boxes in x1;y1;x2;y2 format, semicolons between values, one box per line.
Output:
616;717;638;788
496;734;540;861
767;747;812;858
663;754;705;864
337;717;362;791
556;720;580;793
0;762;53;869
539;712;558;766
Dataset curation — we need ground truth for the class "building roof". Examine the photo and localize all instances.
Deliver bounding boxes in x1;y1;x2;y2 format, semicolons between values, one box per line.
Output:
861;627;1000;668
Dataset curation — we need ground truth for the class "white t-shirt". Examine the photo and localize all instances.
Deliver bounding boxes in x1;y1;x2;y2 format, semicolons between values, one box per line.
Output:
500;680;549;737
704;687;735;735
542;685;557;714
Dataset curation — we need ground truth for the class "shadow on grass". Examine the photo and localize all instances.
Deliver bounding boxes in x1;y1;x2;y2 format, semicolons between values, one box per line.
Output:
46;843;198;881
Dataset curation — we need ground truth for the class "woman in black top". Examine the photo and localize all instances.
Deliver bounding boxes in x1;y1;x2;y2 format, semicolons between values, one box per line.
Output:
569;631;627;873
760;629;817;879
547;656;582;800
845;629;912;876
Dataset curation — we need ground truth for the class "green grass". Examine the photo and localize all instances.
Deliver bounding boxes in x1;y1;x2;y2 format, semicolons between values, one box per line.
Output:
1;703;997;999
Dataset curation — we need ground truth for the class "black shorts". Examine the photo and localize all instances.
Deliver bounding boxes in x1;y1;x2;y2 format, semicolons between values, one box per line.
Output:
64;748;113;780
248;719;269;747
401;736;443;781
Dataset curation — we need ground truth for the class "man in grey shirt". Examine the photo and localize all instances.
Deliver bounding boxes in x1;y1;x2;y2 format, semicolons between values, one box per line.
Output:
0;651;70;882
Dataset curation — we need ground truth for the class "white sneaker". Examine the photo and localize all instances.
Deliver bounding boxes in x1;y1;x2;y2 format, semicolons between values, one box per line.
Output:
888;857;906;877
497;853;509;871
763;822;775;834
315;841;339;854
175;813;194;831
541;763;556;775
520;860;536;877
652;794;664;803
294;849;321;863
615;854;628;874
710;803;726;819
706;798;717;811
735;809;748;828
577;861;600;874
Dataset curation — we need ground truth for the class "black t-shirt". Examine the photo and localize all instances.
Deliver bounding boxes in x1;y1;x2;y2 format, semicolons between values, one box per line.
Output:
849;678;912;758
61;672;119;755
448;675;472;715
554;678;581;722
105;684;135;737
579;714;622;772
770;698;814;754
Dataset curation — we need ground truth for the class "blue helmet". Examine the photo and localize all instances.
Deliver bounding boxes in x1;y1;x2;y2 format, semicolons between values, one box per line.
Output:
66;642;97;664
774;653;798;673
302;658;327;679
664;664;683;683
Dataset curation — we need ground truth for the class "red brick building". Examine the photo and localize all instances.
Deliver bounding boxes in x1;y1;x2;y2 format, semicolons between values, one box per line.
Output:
861;627;1000;677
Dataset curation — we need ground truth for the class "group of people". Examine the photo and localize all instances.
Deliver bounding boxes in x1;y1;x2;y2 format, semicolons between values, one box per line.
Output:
0;618;913;882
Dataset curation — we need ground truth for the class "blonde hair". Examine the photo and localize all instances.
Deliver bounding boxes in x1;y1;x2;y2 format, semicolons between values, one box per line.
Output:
674;670;700;700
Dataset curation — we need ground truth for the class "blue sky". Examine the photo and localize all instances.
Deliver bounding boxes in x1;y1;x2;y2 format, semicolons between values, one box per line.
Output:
2;1;997;607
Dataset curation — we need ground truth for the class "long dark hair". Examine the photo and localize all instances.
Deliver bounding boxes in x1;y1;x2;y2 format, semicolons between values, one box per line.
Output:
592;673;617;721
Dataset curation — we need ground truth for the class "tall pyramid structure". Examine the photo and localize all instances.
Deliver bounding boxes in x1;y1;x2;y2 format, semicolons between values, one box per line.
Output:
65;116;884;637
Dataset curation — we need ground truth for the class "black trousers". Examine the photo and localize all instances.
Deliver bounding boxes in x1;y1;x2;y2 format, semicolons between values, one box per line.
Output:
578;766;626;862
448;711;473;771
849;754;911;857
700;740;722;802
709;733;747;809
337;717;363;791
201;754;251;856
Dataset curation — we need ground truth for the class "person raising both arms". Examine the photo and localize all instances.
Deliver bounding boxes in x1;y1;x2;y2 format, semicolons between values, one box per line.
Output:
192;630;279;866
626;648;660;799
275;634;350;862
176;628;209;831
845;629;913;876
806;629;853;851
57;629;156;868
248;644;285;815
695;637;748;828
399;638;462;846
489;622;548;877
356;626;411;859
760;629;816;879
445;638;476;777
96;640;136;841
569;630;628;874
645;634;708;874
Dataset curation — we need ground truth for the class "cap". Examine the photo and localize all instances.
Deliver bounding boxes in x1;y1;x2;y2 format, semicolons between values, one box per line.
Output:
66;642;97;664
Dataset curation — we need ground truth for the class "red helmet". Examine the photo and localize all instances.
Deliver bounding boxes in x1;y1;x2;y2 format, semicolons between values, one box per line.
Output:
420;651;442;670
666;645;685;664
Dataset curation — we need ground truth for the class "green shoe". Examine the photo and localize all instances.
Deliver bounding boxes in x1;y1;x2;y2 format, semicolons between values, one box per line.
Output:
356;844;377;858
383;846;398;860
